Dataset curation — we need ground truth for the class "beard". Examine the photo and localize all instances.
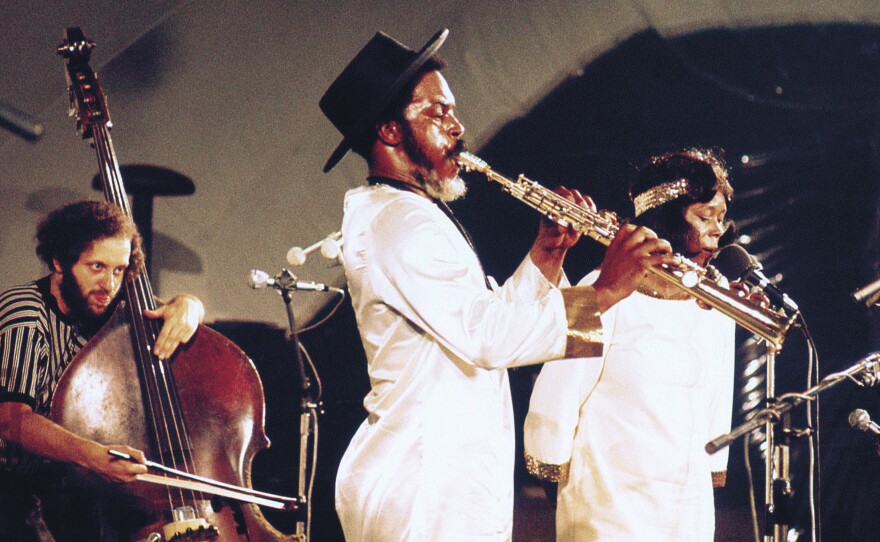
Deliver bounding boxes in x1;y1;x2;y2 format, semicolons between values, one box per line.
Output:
422;172;467;203
400;124;468;203
58;270;118;335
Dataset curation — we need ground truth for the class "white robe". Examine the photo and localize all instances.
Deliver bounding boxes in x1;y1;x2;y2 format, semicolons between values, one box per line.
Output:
335;185;599;542
524;271;735;542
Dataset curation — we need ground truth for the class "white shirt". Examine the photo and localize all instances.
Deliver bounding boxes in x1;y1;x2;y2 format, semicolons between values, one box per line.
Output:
525;270;735;542
335;184;589;542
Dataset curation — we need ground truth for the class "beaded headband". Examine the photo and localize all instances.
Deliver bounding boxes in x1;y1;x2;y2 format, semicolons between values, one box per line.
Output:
632;178;693;217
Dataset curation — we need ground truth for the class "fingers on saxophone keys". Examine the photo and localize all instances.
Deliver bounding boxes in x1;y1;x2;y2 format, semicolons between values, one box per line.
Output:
553;186;596;212
642;236;672;256
619;224;675;267
582;194;597;212
639;242;673;270
615;223;637;240
618;224;657;247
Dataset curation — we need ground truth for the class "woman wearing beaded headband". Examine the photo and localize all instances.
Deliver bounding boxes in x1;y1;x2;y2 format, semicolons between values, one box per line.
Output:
631;148;734;267
524;148;737;541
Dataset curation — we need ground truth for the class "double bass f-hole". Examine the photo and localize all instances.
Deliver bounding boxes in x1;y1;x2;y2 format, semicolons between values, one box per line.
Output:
51;27;299;542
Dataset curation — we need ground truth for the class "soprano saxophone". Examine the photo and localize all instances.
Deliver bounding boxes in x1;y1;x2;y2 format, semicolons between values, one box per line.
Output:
457;151;797;350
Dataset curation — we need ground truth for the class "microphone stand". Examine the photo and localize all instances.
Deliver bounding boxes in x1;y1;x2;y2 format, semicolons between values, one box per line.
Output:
707;352;880;540
277;271;318;542
249;267;344;541
762;347;796;541
763;346;784;542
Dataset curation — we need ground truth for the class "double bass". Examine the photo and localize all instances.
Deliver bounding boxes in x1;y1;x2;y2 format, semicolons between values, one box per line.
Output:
50;27;300;542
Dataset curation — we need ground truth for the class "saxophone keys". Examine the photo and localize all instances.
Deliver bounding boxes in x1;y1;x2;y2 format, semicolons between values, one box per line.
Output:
747;291;771;310
728;281;750;299
695;299;713;311
681;270;699;288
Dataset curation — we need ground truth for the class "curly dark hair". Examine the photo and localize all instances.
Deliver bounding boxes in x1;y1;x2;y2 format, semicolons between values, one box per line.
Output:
35;201;144;281
629;148;734;252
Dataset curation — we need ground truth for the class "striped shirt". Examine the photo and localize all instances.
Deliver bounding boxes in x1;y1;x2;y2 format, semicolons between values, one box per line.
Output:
0;277;88;474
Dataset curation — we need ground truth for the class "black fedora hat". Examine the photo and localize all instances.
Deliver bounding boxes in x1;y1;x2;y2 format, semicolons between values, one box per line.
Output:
320;28;449;172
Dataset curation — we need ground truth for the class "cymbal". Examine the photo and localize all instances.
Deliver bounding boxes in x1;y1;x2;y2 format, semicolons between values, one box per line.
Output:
91;164;195;197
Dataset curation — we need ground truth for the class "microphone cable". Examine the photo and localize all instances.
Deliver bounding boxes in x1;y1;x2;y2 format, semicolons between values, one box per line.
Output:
801;314;821;542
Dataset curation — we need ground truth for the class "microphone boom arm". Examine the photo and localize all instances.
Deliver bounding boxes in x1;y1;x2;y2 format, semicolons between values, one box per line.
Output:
853;276;880;307
706;352;880;454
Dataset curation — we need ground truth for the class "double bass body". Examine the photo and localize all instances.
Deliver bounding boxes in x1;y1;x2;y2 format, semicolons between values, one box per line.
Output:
52;308;292;541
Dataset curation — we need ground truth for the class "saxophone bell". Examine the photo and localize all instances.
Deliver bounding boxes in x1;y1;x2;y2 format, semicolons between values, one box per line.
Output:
459;151;797;349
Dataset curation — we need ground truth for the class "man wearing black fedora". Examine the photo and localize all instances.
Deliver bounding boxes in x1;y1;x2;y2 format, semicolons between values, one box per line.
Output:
320;28;673;541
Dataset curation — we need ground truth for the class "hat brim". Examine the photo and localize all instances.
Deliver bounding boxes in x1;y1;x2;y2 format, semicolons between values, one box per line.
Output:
323;28;449;173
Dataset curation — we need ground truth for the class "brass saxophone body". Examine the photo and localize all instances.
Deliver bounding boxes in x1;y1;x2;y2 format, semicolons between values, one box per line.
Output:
457;151;797;350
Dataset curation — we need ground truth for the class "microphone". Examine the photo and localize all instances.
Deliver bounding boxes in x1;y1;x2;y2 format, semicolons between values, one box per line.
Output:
286;231;343;266
709;244;799;314
319;235;344;264
0;100;44;142
248;269;342;293
849;408;880;436
852;277;880;307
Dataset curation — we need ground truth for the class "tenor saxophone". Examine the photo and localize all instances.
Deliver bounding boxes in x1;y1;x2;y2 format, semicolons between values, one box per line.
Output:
457;151;797;350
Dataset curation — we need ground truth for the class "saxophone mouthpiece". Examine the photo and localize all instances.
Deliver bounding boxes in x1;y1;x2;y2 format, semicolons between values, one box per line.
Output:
457;151;488;174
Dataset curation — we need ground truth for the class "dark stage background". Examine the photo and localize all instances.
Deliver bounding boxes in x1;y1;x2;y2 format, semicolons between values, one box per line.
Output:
214;24;880;542
455;25;880;542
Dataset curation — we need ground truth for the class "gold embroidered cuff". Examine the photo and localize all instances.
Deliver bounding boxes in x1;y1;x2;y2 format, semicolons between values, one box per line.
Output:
525;453;570;483
561;286;603;358
712;470;727;488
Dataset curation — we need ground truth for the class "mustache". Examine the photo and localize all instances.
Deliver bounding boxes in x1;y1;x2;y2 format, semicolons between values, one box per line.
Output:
450;139;468;157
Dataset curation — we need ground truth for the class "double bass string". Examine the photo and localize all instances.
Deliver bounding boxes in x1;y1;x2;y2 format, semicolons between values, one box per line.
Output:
92;126;206;510
90;128;183;504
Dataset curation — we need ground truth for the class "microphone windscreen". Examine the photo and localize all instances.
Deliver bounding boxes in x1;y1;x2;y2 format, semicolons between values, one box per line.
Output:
709;244;754;281
248;269;271;289
320;238;342;259
286;247;307;266
849;409;870;431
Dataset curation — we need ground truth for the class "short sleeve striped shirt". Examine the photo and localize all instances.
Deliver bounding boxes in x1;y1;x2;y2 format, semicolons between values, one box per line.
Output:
0;277;88;473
